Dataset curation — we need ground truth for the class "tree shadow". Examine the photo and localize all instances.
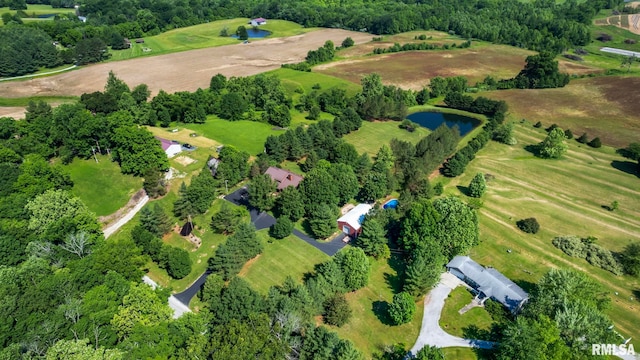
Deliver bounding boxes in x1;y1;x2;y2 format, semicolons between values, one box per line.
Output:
601;204;613;211
523;144;540;156
372;300;394;326
385;253;406;294
457;185;471;196
512;279;536;294
611;160;639;178
633;289;640;301
463;324;492;341
300;219;315;237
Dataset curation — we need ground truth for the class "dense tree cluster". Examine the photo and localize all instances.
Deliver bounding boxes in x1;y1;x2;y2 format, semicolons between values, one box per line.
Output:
373;40;471;54
173;169;219;219
552;235;623;275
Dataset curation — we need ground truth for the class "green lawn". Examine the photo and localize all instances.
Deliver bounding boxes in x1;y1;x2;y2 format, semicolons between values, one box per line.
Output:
270;68;362;97
0;4;74;16
65;154;143;217
109;19;313;61
344;120;430;156
331;254;424;358
439;287;493;339
240;230;330;294
442;347;481;360
440;122;640;347
183;116;287;155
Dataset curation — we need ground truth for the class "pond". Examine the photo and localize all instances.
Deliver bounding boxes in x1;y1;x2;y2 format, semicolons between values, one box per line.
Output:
406;111;481;136
231;29;271;39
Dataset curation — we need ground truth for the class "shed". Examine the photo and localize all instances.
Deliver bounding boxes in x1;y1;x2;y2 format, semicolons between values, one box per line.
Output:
207;157;220;176
156;137;182;158
446;256;529;313
337;204;372;238
264;167;303;190
135;38;145;43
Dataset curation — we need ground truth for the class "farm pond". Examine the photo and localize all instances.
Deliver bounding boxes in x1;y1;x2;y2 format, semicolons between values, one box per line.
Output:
407;111;481;136
231;29;271;39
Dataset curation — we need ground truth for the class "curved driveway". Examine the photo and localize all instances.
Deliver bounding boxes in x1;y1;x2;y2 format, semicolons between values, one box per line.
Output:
410;273;495;356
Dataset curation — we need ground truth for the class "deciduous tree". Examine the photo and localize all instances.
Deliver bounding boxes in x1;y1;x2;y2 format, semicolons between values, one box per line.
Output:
388;292;415;325
537;128;567;159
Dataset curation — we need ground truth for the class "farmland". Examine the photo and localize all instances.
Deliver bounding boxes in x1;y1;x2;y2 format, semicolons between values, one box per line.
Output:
316;43;599;90
483;76;640;148
443;122;640;346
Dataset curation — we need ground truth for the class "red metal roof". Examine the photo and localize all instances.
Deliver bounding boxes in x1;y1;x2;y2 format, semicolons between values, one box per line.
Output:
264;167;303;190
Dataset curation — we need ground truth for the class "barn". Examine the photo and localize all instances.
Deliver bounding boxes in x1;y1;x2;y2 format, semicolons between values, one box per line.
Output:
337;204;372;238
156;137;182;158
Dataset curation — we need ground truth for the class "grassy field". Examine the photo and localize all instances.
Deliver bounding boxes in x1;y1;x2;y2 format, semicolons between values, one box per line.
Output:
440;122;640;346
65;154;143;217
270;68;361;96
483;76;640;148
442;347;481;360
0;95;77;107
240;231;330;294
0;4;74;18
109;19;313;61
343;120;430;156
439;287;493;339
330;254;424;358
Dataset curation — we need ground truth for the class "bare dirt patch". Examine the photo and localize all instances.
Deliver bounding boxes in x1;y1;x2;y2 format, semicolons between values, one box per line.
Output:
0;29;372;98
483;76;640;147
0;107;26;119
316;46;534;90
174;156;197;166
596;14;640;35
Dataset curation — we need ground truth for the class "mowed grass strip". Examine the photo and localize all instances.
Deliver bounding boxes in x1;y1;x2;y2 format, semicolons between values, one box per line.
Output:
344;120;430;156
331;254;424;358
483;76;640;148
441;122;640;345
65;154;143;216
109;19;312;61
240;231;330;294
0;95;77;107
439;287;493;338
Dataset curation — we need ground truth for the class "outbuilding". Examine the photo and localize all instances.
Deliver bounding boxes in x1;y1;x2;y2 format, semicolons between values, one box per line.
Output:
250;17;267;26
337;204;372;238
156;137;182;158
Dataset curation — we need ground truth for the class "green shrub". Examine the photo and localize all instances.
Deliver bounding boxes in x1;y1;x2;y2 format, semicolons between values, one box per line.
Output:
588;137;602;148
577;133;589;143
516;217;539;234
564;129;573;139
552;235;623;275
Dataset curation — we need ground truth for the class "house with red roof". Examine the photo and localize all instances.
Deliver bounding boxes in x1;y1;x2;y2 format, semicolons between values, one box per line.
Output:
156;137;182;158
264;167;303;191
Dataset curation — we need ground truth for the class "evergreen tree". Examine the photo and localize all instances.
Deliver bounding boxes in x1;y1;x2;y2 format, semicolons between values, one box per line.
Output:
274;187;305;221
307;204;337;239
468;173;486;198
270;217;293;239
248;173;277;211
335;247;370;292
173;182;194;220
323;293;352;327
388;292;416;325
355;218;390;259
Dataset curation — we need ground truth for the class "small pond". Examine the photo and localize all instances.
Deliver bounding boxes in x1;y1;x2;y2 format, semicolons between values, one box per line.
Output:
231;29;271;39
406;111;481;136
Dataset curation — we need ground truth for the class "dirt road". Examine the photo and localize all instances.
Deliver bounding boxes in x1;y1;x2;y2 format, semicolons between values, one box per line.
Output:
0;29;372;99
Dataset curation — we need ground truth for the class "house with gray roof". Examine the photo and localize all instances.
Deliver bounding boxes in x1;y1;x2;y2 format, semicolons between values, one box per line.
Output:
446;256;529;313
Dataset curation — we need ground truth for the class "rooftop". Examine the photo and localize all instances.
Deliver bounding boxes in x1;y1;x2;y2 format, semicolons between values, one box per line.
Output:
155;136;174;151
337;203;372;232
264;167;304;190
447;256;529;312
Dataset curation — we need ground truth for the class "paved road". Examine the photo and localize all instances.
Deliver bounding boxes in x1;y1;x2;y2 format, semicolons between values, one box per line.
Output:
103;195;149;238
601;47;640;58
174;270;210;305
410;273;495;355
0;65;77;82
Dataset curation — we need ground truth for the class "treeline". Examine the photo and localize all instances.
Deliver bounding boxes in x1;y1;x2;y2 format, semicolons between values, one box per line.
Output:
477;52;571;90
373;40;471;54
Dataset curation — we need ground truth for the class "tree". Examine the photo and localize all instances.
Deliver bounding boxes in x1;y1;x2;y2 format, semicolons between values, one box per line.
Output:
619;142;640;161
620;242;640;277
159;245;192;279
143;168;167;198
388;292;416;325
140;204;172;237
537;127;568;159
274;187;305;221
564;129;573;139
173;182;194;220
587;137;601;148
200;273;224;303
355;218;389;259
209;73;227;93
248;173;277;211
496;315;569;360
576;132;589;144
210;202;246;234
208;222;262;280
493;122;516;145
219;92;247;120
517;217;540;234
131;84;151;104
621;54;636;73
468;173;486;198
75;37;110;65
112;126;169;176
111;283;172;340
216;146;249;186
323;293;352;327
45;339;124;360
104;71;130;100
399;200;441;253
334;247;370;292
414;346;445;360
341;37;355;48
236;25;249;40
299;167;339;212
433;196;479;258
270;217;293;239
308;204;337;239
403;246;446;296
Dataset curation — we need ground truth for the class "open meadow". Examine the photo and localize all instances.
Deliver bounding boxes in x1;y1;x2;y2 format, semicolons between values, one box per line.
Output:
442;122;640;346
344;120;430;156
65;154;143;217
483;76;640;148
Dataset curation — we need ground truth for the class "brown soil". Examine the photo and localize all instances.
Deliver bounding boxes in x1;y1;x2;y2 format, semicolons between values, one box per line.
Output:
0;107;27;119
0;29;372;99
